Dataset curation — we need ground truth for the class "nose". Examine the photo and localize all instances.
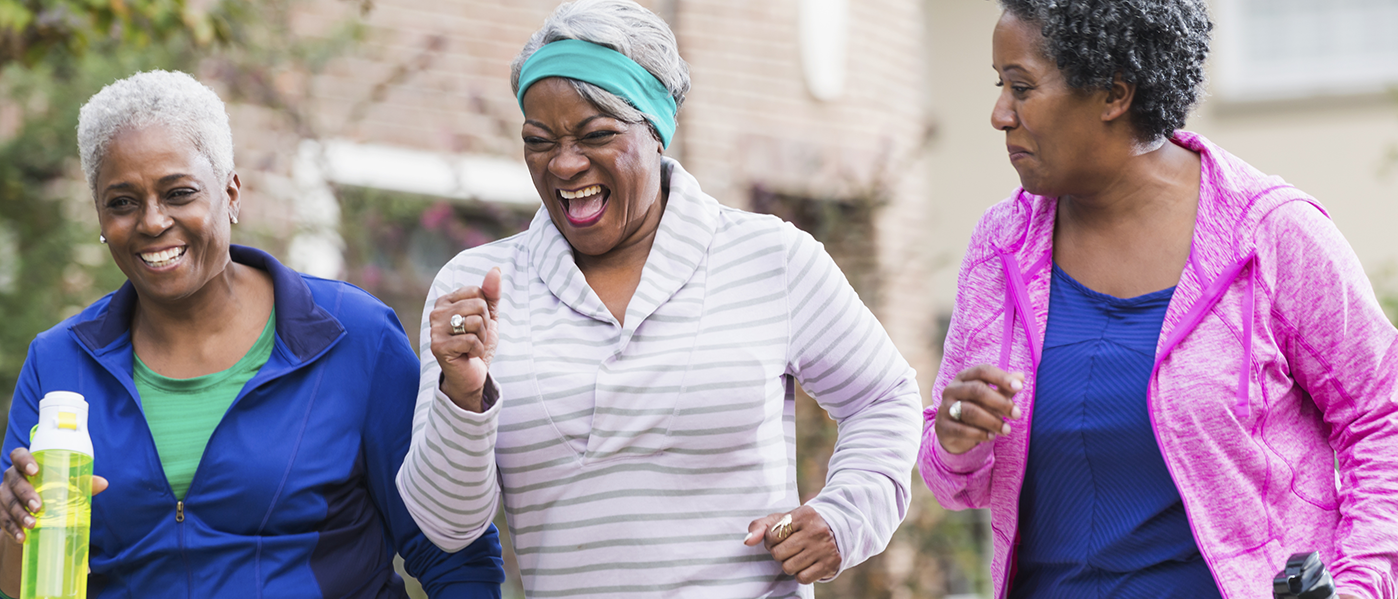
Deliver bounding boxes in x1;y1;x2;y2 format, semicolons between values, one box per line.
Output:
548;140;589;181
136;201;173;237
991;89;1018;131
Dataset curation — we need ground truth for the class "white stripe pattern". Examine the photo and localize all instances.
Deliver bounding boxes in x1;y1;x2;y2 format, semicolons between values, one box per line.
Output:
397;159;921;598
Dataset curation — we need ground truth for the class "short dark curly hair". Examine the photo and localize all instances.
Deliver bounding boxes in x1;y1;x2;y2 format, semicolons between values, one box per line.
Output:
998;0;1212;142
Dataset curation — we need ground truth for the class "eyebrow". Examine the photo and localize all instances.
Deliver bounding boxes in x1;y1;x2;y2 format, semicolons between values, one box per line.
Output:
102;173;195;194
523;115;612;136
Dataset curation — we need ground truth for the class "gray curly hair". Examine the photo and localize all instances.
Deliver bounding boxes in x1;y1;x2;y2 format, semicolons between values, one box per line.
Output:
77;70;235;196
998;0;1213;142
511;0;690;141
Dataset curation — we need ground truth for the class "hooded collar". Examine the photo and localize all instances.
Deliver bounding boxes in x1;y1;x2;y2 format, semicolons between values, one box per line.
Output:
70;245;344;364
525;158;720;343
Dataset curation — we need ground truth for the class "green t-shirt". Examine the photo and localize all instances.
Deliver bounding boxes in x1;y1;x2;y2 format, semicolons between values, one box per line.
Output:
134;310;275;500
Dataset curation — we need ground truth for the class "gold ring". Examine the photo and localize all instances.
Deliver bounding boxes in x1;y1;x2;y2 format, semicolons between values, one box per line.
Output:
771;513;793;542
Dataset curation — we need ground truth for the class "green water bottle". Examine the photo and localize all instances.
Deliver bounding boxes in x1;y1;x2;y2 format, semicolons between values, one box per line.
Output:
20;391;93;599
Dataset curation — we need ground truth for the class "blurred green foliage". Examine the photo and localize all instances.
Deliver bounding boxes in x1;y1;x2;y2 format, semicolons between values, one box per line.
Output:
0;0;259;407
0;0;241;66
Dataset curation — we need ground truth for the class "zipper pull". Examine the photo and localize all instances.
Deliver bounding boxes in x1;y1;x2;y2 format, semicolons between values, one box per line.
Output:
176;501;184;523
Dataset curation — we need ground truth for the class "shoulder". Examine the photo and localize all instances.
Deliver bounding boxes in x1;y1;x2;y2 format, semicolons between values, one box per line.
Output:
1253;199;1349;271
965;189;1047;265
709;205;818;270
29;292;117;356
298;275;401;338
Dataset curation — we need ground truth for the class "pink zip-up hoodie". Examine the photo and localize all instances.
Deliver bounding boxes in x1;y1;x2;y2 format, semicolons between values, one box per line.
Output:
919;131;1398;599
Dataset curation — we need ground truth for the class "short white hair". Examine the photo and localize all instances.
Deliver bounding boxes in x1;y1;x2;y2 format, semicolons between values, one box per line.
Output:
511;0;690;136
77;70;234;195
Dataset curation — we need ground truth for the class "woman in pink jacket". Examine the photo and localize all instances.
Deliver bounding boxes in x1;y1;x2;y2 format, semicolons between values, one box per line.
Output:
919;1;1398;598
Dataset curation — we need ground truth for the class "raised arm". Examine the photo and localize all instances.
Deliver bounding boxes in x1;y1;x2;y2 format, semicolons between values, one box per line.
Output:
396;264;505;552
366;308;503;596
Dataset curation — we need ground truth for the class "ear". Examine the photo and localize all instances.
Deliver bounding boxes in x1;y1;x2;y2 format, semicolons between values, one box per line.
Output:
226;171;243;222
1101;75;1135;123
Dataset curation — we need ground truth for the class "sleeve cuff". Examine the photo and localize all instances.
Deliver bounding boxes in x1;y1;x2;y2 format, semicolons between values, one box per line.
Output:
433;374;504;423
932;435;994;474
425;580;504;599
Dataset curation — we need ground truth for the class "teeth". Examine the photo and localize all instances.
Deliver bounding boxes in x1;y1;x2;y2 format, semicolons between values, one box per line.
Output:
560;185;602;199
141;247;185;267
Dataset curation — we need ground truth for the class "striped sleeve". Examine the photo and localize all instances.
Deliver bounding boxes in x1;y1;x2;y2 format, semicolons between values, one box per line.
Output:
396;260;504;552
781;224;923;576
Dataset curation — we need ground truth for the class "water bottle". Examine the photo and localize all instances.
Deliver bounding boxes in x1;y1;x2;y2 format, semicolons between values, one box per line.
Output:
20;391;94;599
1273;551;1337;599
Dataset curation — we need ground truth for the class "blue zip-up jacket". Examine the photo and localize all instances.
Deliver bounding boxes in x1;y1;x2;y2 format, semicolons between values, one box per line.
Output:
3;246;504;598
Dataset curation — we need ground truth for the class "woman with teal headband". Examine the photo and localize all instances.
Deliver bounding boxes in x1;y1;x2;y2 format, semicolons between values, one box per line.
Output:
395;0;922;597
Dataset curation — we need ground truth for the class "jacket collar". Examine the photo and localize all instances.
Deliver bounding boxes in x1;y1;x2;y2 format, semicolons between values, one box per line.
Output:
995;132;1319;379
70;245;343;364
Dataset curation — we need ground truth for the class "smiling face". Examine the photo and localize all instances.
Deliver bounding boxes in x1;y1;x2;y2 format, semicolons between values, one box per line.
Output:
521;77;665;258
991;12;1120;197
95;124;239;307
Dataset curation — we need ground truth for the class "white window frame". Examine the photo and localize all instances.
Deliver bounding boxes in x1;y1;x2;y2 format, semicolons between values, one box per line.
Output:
288;139;537;278
1213;0;1398;102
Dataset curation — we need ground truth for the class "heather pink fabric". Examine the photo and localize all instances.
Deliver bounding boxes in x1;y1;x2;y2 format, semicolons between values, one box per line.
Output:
919;131;1398;599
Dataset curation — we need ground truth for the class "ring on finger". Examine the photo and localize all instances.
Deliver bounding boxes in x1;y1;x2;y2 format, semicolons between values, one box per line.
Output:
949;400;963;422
771;513;793;542
450;314;466;335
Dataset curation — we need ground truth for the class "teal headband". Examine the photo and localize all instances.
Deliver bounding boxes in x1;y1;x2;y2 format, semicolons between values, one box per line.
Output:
516;39;677;148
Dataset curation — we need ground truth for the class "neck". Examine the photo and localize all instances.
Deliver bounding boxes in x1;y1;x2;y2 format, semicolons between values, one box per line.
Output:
132;260;246;345
1059;137;1200;227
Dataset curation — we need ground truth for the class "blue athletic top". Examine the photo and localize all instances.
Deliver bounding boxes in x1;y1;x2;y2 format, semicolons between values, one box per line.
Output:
1009;264;1221;599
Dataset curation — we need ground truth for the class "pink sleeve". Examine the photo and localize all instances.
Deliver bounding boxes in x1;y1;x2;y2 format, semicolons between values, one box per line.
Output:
918;224;998;510
1260;202;1398;599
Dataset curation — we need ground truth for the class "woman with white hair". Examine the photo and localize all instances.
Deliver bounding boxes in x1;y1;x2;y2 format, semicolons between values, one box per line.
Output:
395;0;922;597
0;70;504;598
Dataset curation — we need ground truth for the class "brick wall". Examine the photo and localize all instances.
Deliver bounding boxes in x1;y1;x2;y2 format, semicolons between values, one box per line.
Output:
228;0;939;390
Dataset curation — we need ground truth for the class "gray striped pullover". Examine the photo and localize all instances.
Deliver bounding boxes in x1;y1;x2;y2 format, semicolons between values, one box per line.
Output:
397;159;922;598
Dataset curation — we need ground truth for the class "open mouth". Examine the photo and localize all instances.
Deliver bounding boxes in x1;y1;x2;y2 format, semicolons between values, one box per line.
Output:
558;185;609;227
140;246;187;269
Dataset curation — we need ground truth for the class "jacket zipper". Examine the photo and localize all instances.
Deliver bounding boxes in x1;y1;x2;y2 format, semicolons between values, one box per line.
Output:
176;498;192;599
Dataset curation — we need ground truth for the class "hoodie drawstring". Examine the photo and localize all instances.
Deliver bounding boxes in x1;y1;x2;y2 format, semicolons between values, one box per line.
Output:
998;251;1042;373
1235;258;1255;420
1150;252;1258;421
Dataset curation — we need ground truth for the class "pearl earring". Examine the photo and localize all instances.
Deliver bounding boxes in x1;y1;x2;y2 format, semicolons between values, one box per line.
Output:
231;214;239;224
99;234;107;244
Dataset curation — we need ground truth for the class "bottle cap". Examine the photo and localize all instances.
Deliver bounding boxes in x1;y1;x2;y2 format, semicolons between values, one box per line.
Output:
38;391;88;411
31;391;93;457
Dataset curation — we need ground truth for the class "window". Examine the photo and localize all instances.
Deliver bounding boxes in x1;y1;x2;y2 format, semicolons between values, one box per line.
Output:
1215;0;1398;101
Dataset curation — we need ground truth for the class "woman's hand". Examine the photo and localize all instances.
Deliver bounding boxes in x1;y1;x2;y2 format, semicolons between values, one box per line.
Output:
430;267;502;412
744;506;840;584
936;364;1025;455
2;447;109;543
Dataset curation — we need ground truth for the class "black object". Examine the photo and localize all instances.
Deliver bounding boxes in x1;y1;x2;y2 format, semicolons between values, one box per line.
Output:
1273;552;1337;599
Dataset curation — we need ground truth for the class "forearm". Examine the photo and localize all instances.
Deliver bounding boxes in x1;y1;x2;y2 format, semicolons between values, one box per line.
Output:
397;381;503;552
805;375;921;574
0;534;19;598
